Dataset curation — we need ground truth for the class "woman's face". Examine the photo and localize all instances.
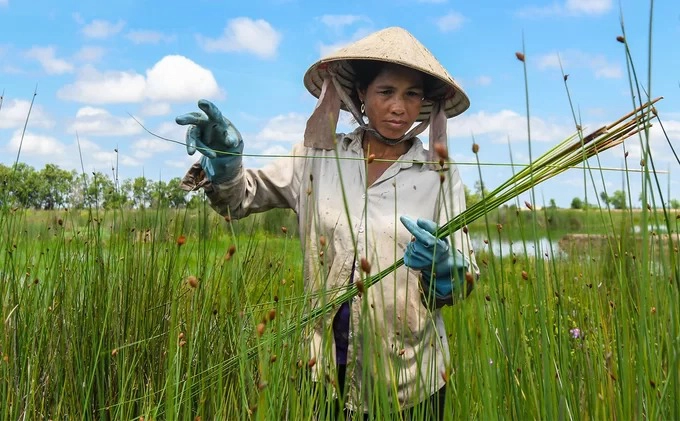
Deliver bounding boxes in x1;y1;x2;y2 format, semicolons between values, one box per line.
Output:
358;64;424;139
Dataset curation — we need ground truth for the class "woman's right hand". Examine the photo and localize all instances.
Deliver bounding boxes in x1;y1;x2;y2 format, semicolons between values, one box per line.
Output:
176;99;244;183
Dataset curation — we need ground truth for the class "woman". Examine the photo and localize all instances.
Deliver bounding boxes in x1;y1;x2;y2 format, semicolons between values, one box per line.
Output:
178;27;478;419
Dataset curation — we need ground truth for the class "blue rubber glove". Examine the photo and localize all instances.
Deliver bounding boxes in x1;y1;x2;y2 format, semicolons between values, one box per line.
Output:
175;99;244;184
400;216;468;298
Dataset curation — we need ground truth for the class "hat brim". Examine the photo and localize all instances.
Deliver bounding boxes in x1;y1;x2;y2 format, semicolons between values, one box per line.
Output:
303;57;470;122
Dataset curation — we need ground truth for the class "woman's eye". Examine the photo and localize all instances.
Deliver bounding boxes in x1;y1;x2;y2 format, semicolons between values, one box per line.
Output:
407;91;423;97
379;90;393;95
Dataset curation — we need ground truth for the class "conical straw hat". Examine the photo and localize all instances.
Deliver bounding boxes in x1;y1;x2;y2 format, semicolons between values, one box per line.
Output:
303;26;470;121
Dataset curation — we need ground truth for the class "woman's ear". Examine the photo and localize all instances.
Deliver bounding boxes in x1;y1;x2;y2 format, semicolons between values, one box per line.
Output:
357;88;366;104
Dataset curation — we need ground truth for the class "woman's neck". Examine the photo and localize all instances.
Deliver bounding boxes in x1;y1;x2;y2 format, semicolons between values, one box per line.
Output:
361;129;411;159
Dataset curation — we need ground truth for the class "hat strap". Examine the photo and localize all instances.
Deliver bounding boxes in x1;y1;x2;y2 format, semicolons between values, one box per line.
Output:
426;100;449;170
303;76;341;150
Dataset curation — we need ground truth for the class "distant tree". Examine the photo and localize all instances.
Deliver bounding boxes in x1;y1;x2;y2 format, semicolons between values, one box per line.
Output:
599;191;610;206
670;199;680;210
131;176;152;209
570;197;583;209
607;190;628;209
549;198;557;209
83;172;115;208
166;177;188;208
37;164;75;209
10;163;41;208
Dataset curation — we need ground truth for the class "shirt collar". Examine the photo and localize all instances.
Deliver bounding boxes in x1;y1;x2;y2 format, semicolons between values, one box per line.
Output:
340;127;429;169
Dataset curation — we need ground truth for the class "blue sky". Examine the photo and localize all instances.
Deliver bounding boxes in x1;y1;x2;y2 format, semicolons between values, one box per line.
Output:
1;0;679;207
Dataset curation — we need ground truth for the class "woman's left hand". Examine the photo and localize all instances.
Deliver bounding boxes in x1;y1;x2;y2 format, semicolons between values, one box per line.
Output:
400;216;468;298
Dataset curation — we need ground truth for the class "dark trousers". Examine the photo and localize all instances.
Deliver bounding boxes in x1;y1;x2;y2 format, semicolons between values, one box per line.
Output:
329;364;447;420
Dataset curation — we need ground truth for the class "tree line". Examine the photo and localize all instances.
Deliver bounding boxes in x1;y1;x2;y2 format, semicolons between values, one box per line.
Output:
0;163;198;210
2;162;678;211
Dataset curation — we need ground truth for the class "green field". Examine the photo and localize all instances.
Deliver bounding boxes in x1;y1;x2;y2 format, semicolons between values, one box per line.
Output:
1;203;678;419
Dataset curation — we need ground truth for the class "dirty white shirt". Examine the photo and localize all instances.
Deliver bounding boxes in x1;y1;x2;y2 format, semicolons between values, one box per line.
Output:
192;127;478;413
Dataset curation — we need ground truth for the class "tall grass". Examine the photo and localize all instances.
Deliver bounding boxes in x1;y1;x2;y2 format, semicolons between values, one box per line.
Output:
2;5;679;420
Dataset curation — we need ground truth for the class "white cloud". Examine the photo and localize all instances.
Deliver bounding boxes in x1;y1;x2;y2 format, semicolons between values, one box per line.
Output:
7;130;66;156
517;0;612;17
2;64;22;74
126;30;176;44
475;75;492;86
58;55;221;104
67;106;144;137
537;50;622;79
196;17;282;59
0;99;54;129
254;112;306;144
318;27;374;58
319;15;367;30
74;46;106;62
565;0;612;14
24;46;74;74
154;121;187;141
448;109;573;143
319;41;350;58
436;11;465;32
58;66;146;103
145;55;221;102
131;137;176;159
140;102;171;116
82;19;126;39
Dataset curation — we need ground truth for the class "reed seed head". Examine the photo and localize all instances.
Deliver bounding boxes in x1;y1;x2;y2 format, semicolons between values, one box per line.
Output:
267;309;276;321
367;153;375;164
270;354;277;363
111;348;119;356
225;244;236;260
256;323;266;337
281;226;288;234
224;215;231;223
319;235;327;247
465;272;475;284
496;223;503;232
462;225;468;234
563;74;569;81
187;275;198;289
439;173;446;184
179;332;185;340
625;151;629;158
472;143;479;154
616;35;625;43
515;52;525;62
177;235;186;246
308;358;317;368
524;201;533;210
651;307;656;314
179;340;187;347
360;257;371;274
521;270;529;280
356;280;365;294
639;159;645;167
